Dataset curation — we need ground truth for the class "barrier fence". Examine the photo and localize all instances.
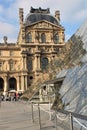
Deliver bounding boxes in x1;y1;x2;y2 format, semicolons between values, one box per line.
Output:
30;102;87;130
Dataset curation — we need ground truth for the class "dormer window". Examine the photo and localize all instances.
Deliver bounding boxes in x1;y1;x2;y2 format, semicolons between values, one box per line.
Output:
41;33;46;43
26;32;32;43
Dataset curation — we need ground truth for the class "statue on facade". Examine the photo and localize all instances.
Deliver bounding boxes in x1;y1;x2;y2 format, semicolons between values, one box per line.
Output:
3;36;8;44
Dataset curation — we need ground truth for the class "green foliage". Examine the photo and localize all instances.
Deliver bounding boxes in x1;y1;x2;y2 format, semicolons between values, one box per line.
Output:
20;96;29;101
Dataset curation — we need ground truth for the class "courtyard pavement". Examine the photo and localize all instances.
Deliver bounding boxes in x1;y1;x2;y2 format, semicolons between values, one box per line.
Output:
0;101;56;130
0;100;80;130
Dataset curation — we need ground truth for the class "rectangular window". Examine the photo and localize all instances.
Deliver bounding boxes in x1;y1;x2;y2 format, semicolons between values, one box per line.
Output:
10;62;14;70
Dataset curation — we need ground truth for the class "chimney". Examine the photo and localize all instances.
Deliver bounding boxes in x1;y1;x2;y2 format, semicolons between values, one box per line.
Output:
55;10;60;21
19;8;24;26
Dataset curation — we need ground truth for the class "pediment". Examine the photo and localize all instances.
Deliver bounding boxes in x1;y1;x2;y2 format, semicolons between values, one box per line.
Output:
26;20;64;30
33;20;53;28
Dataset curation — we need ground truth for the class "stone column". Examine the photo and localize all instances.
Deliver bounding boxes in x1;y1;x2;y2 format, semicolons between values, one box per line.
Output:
24;75;28;90
21;75;25;91
22;55;27;70
34;54;38;70
17;76;20;91
22;56;25;70
25;55;27;70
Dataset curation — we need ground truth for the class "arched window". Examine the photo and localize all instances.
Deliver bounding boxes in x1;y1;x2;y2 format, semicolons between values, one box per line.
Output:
26;33;32;43
9;77;17;90
41;33;46;43
54;34;59;43
41;57;48;70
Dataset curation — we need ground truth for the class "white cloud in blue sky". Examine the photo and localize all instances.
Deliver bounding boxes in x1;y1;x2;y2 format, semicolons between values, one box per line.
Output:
0;0;87;42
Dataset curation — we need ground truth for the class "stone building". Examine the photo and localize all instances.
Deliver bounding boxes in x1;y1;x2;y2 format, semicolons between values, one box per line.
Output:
0;7;65;92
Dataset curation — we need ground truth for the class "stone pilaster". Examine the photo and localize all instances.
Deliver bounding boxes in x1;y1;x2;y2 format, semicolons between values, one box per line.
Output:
37;54;41;70
24;75;28;90
34;54;38;71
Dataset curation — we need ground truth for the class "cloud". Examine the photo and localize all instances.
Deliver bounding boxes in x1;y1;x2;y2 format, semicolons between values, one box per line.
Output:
74;10;87;22
0;21;18;42
43;0;87;23
0;22;16;34
1;0;87;23
0;5;3;12
0;0;87;42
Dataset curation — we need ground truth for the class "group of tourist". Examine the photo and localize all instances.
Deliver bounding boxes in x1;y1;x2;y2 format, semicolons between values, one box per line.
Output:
0;91;23;101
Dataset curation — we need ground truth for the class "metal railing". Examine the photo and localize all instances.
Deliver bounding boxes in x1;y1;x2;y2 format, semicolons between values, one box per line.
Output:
30;101;87;130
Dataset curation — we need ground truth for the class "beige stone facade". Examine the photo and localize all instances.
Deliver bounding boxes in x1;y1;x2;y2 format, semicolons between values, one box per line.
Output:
0;7;65;92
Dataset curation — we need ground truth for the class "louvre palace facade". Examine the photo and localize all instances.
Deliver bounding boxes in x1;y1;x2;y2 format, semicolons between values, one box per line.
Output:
0;7;65;92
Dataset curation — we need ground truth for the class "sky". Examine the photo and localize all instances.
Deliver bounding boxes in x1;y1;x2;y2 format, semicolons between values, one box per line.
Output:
0;0;87;43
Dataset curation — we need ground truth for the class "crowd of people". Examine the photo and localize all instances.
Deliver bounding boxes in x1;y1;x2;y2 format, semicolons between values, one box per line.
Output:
0;91;23;101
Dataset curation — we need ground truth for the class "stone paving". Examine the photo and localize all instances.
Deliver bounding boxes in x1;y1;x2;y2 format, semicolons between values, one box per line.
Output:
0;101;56;130
0;101;80;130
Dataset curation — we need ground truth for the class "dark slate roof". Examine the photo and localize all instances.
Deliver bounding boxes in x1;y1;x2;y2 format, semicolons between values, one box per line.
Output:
25;13;59;26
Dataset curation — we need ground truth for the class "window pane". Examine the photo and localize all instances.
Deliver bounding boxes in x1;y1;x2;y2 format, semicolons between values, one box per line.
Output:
41;57;48;70
54;34;59;43
28;60;32;70
26;33;32;43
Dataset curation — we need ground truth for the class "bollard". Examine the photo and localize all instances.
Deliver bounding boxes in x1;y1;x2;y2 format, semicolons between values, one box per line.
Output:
31;103;34;123
55;111;58;130
70;113;73;130
0;96;1;108
49;101;52;120
38;103;41;130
